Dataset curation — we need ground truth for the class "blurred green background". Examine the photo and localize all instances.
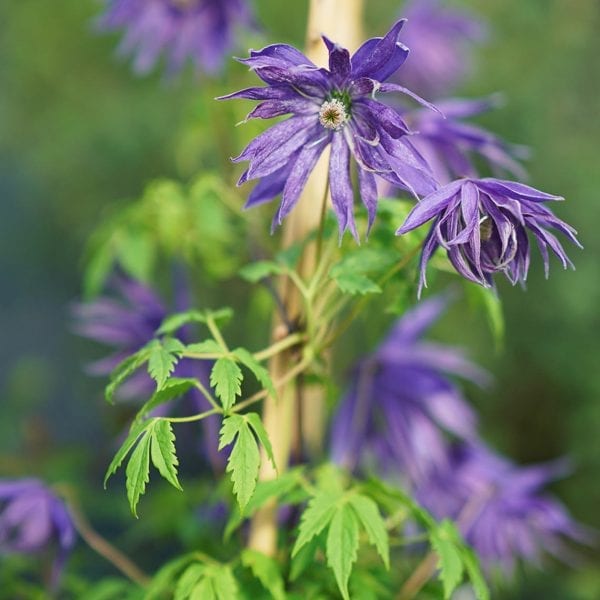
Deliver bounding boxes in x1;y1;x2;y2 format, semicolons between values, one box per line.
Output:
0;0;598;598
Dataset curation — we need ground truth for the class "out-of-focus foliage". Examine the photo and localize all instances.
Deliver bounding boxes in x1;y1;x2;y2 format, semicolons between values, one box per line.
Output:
0;1;598;598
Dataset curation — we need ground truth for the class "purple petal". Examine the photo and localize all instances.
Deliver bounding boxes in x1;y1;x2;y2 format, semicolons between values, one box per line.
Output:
329;132;357;239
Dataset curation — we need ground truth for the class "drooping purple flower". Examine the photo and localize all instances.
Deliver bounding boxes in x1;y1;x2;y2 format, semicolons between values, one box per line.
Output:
415;443;590;572
398;0;488;98
98;0;254;76
330;296;489;485
72;274;223;470
397;178;581;293
0;479;76;589
220;20;439;239
406;96;529;185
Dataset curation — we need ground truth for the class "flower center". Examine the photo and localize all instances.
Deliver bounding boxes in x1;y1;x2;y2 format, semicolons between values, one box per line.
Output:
479;216;493;241
319;99;349;130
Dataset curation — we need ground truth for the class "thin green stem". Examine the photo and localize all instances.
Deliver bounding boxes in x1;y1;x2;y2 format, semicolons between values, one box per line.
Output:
206;316;229;351
253;332;305;362
167;407;220;424
286;269;311;299
323;243;423;349
193;380;220;411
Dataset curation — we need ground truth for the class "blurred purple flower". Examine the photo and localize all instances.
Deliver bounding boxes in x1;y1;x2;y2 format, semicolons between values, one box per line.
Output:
330;296;488;485
98;0;254;76
220;20;439;238
406;96;529;185
398;0;488;97
416;443;590;572
72;274;223;471
397;178;581;293
0;479;76;588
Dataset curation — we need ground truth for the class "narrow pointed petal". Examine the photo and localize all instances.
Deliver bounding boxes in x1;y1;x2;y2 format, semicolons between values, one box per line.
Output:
329;132;358;239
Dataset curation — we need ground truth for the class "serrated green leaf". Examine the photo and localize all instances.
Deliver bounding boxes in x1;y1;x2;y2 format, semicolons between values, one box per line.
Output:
157;310;207;336
239;261;284;283
150;420;182;491
348;494;390;569
233;347;276;400
292;491;340;556
175;564;205;600
135;378;197;422
125;427;152;517
245;412;277;472
185;339;224;355
461;545;490;600
221;418;260;510
326;503;360;600
148;340;180;390
331;272;382;295
146;554;195;600
430;521;464;599
211;357;243;411
241;549;285;600
104;419;154;488
105;346;151;403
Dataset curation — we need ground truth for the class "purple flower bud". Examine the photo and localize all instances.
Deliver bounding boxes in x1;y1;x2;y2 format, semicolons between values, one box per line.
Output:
0;479;76;588
221;20;440;239
397;178;581;293
98;0;254;76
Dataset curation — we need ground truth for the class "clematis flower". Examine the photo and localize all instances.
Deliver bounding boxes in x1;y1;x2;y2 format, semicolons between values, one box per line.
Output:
0;479;76;588
406;96;529;185
398;0;488;97
415;443;590;572
397;178;581;293
72;274;224;471
98;0;254;76
221;20;439;239
330;296;488;485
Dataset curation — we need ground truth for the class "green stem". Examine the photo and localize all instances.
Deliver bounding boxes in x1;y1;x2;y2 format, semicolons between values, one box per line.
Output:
253;332;305;361
206;316;229;351
167;407;220;424
193;380;221;411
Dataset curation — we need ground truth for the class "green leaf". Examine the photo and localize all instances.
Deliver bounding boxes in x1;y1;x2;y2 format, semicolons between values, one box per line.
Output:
211;358;243;411
190;578;216;600
289;534;321;582
135;378;197;422
326;503;360;600
83;240;114;299
209;565;239;600
233;347;276;400
219;416;260;510
245;412;277;472
104;419;154;488
105;346;151;403
430;521;464;599
185;339;224;355
239;261;283;283
125;426;152;517
276;243;304;269
147;339;182;390
348;494;390;569
146;554;195;600
241;549;285;600
461;546;490;600
330;272;382;295
465;282;504;350
150;420;182;491
292;491;339;557
175;564;205;600
117;229;155;284
206;307;234;326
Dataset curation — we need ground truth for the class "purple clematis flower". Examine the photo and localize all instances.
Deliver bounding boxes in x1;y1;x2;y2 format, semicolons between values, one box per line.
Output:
397;178;581;293
406;96;529;185
220;20;439;239
330;296;489;485
415;443;590;572
398;0;488;98
98;0;254;76
72;274;224;471
0;479;76;589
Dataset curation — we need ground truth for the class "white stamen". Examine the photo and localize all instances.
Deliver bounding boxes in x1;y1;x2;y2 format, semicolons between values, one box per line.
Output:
319;99;349;130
